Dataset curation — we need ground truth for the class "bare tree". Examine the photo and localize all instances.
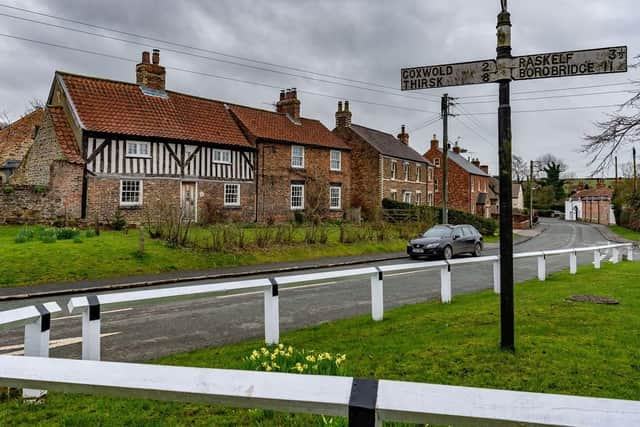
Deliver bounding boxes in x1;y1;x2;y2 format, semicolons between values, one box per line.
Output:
583;56;640;174
621;161;635;179
24;98;44;116
0;110;10;129
512;154;528;183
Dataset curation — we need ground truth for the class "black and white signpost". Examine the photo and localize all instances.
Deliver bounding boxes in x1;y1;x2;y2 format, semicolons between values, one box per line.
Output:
401;0;627;350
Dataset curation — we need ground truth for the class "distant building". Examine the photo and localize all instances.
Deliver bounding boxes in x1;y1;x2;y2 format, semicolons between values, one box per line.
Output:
512;182;524;211
565;179;615;225
423;136;491;218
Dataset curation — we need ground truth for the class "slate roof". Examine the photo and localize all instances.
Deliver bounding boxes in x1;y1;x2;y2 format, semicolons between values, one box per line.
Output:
433;147;489;176
229;105;349;150
0;108;43;167
56;72;252;149
48;107;83;164
350;124;430;164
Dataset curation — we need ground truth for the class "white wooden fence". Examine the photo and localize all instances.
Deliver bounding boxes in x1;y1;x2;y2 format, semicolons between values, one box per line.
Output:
66;242;633;360
1;355;639;426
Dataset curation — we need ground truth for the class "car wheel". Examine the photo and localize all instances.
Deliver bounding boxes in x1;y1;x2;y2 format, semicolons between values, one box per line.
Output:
443;246;453;260
472;243;482;257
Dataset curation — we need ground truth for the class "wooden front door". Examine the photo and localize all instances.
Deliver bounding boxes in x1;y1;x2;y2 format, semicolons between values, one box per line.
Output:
181;182;197;221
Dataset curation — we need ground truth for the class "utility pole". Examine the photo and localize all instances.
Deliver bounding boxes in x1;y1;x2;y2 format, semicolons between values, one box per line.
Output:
614;156;618;181
529;160;534;228
441;93;450;224
634;147;638;193
497;1;514;351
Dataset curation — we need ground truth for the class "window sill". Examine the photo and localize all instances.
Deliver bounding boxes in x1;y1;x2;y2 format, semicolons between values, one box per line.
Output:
290;207;304;211
126;155;152;159
223;205;241;209
119;204;142;210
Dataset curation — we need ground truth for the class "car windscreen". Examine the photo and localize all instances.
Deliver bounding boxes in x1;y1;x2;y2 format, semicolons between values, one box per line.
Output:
423;227;452;238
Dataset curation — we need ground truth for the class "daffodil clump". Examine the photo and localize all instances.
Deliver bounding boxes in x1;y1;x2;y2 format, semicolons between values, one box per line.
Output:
243;344;347;376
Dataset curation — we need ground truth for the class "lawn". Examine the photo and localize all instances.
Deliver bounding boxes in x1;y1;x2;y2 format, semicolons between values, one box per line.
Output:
609;224;640;241
2;261;639;426
0;225;408;288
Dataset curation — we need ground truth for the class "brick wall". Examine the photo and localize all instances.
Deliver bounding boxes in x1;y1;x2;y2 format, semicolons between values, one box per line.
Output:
256;142;351;222
86;177;255;224
424;147;470;213
581;199;611;225
333;127;380;217
380;156;429;205
0;160;83;224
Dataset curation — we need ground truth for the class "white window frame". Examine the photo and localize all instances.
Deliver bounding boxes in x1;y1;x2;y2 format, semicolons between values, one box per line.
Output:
391;161;397;180
330;150;341;171
416;166;421;182
329;185;341;210
471;177;475;192
435;178;439;192
213;149;232;164
428;168;433;182
120;179;143;206
390;189;397;201
404;162;409;181
403;191;412;204
290;183;304;210
224;183;240;207
434;158;441;168
427;192;433;205
291;145;305;169
416;191;422;205
126;141;151;158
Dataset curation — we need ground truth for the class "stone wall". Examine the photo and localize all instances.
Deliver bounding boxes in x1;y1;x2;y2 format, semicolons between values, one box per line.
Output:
86;177;256;224
0;160;83;224
256;142;351;222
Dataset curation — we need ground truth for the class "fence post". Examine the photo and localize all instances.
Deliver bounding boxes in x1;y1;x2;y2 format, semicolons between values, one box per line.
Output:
537;255;546;281
264;279;280;345
440;263;451;303
628;246;635;262
611;247;620;264
22;304;51;399
370;270;384;321
82;296;101;361
569;252;577;275
492;260;500;294
593;250;601;269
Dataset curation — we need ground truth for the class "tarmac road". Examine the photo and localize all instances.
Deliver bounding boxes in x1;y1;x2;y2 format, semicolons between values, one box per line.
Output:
0;218;632;361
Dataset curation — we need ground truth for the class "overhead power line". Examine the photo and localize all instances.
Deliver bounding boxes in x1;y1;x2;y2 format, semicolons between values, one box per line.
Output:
0;4;442;102
0;32;440;115
456;104;623;116
458;81;636;99
457;89;634;105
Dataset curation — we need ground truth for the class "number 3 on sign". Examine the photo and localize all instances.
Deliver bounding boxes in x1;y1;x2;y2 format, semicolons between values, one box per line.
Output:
608;48;624;60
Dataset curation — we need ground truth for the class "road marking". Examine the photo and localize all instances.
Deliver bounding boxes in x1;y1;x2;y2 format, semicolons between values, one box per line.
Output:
1;332;121;355
217;282;338;299
53;307;133;322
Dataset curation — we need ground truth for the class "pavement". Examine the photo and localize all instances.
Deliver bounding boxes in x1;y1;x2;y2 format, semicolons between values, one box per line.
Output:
0;218;635;362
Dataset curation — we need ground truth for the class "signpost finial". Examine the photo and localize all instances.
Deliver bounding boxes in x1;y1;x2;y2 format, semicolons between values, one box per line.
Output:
501;0;508;13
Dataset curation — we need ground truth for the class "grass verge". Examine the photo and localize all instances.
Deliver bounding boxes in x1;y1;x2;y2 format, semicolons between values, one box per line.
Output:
0;225;406;288
1;261;639;425
609;224;640;241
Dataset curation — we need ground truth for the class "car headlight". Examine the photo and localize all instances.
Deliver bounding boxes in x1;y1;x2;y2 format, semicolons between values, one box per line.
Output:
426;243;439;248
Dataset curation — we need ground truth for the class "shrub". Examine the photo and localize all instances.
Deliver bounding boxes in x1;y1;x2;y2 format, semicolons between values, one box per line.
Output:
318;226;329;244
304;226;319;244
2;185;14;194
39;228;57;243
243;344;347;376
14;229;34;243
111;209;127;231
55;227;80;240
85;230;96;238
73;235;83;244
255;226;273;248
274;224;294;245
32;185;47;194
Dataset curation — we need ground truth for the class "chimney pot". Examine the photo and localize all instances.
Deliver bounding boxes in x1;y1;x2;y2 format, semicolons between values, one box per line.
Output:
344;100;349;111
335;99;352;128
430;135;439;150
337;101;343;112
397;125;409;145
280;90;285;100
137;50;166;91
276;88;301;120
141;51;150;64
453;145;461;154
152;49;160;65
480;164;489;174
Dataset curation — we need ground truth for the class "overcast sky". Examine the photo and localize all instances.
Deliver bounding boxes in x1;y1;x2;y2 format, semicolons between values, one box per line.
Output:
0;0;638;177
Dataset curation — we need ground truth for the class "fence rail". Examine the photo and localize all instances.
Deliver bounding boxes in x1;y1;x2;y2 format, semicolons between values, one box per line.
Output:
1;355;639;426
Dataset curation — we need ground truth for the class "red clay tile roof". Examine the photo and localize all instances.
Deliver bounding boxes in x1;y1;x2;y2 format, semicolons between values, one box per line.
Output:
58;72;252;149
573;187;613;198
48;107;83;164
0;108;43;167
229;105;350;150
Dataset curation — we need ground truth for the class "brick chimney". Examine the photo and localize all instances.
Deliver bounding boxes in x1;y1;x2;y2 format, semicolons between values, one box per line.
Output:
480;164;489;174
136;49;166;91
596;178;605;188
335;100;352;128
472;158;481;168
276;88;301;121
452;144;461;154
430;134;439;150
397;125;409;145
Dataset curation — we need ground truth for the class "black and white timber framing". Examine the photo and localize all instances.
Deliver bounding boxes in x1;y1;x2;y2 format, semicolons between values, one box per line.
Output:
85;137;255;180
